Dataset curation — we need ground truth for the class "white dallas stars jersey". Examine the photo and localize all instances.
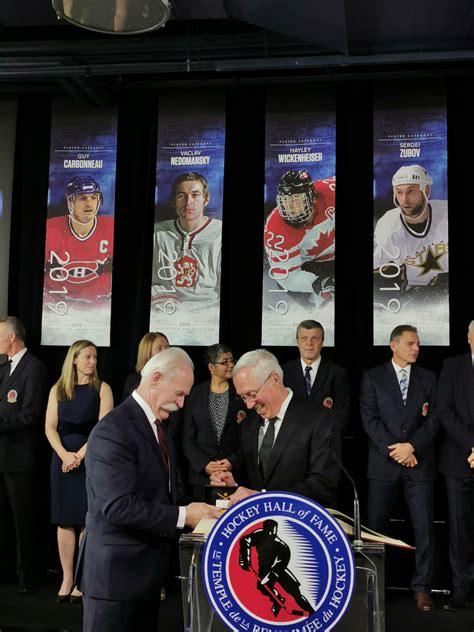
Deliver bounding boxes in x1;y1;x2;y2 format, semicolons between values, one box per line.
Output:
264;177;335;293
373;200;448;287
152;217;222;307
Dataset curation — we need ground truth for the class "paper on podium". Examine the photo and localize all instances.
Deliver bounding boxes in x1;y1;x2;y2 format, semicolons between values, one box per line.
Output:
328;508;414;549
193;518;218;536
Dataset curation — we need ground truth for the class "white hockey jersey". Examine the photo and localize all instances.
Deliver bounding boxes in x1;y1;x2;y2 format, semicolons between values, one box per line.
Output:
151;217;222;308
373;200;448;287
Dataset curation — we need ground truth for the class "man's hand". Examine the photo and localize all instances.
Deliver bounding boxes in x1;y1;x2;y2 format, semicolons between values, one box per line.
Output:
184;502;221;529
205;459;232;476
403;455;418;468
228;486;259;507
210;471;237;487
388;442;415;466
468;449;474;468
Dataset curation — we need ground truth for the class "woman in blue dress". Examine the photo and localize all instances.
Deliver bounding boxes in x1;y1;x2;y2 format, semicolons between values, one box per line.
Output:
45;340;113;603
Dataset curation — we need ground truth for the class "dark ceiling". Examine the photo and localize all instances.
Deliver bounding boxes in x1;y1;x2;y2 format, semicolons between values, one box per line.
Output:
1;0;474;100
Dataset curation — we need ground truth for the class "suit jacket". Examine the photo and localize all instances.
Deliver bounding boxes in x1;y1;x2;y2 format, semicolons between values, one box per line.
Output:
360;362;438;481
437;353;474;477
238;395;340;507
79;396;180;602
282;357;350;432
0;351;48;473
182;380;242;485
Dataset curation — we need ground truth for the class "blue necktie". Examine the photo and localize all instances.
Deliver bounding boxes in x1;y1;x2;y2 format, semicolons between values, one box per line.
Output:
399;368;408;404
304;365;312;398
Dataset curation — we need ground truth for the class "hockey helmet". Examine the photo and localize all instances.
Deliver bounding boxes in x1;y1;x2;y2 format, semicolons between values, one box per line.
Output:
392;165;432;207
276;170;315;226
65;175;104;204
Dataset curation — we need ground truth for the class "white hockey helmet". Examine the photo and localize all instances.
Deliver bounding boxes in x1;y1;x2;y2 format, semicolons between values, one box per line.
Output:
392;165;432;207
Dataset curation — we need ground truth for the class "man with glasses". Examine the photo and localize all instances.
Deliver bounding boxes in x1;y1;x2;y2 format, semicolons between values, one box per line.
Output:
210;349;340;508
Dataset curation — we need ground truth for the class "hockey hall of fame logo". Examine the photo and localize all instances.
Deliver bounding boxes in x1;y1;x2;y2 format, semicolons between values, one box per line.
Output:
202;492;355;632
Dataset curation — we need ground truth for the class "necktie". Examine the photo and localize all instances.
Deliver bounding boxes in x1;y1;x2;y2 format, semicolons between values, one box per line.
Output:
259;418;276;479
304;365;312;398
154;420;170;478
399;368;408;404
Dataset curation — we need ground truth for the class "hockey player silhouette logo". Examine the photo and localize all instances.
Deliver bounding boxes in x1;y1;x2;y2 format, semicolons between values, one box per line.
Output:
239;519;315;618
203;492;355;632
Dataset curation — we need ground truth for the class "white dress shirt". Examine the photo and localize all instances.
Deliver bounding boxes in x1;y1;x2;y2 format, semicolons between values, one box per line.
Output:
300;356;321;389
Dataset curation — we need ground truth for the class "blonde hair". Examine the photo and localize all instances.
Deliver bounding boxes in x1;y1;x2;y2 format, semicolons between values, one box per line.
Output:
134;332;169;373
56;340;100;401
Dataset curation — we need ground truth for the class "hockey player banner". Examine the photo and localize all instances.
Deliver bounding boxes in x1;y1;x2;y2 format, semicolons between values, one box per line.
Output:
41;102;117;346
373;90;449;346
150;92;225;345
262;92;336;346
0;101;17;317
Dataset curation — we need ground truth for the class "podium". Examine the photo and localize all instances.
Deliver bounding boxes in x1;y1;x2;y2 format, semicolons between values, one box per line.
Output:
179;533;385;632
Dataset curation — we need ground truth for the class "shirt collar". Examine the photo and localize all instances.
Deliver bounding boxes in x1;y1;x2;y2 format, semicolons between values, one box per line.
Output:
274;388;293;421
132;390;156;425
9;348;27;373
300;356;321;373
392;359;411;377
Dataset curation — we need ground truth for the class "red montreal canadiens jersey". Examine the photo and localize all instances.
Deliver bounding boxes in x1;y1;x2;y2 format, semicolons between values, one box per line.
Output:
44;215;114;302
264;177;336;293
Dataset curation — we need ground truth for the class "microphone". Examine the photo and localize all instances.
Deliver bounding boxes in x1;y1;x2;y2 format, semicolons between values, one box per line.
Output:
326;435;363;547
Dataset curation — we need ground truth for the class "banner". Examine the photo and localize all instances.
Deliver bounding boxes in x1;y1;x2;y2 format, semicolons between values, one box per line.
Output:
150;92;225;346
41;102;117;346
262;92;336;346
373;90;449;346
0;101;17;317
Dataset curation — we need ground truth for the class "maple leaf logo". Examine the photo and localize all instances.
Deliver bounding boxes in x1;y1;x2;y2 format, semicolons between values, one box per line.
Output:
305;227;335;257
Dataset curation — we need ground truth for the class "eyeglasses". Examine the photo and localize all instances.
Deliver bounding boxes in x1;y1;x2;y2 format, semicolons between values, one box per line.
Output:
240;373;272;403
214;357;235;366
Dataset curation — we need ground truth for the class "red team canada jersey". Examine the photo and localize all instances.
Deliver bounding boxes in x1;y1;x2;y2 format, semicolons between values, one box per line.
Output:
44;215;114;303
264;177;336;293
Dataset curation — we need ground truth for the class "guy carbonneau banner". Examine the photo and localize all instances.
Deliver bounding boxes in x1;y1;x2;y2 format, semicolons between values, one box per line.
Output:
41;102;117;346
150;92;225;345
262;92;336;347
0;101;17;317
373;90;449;345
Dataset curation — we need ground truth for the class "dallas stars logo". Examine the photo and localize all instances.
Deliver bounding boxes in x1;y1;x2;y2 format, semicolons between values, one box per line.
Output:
414;245;446;276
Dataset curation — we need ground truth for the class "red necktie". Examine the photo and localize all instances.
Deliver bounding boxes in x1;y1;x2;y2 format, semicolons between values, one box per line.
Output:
154;420;170;478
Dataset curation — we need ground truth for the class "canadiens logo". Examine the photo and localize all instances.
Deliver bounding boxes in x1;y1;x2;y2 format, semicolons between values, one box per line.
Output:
50;259;109;285
203;492;354;631
174;255;198;288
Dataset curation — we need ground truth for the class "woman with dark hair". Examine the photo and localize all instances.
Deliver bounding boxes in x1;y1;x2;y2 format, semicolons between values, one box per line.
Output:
45;340;113;603
121;331;169;400
183;344;243;500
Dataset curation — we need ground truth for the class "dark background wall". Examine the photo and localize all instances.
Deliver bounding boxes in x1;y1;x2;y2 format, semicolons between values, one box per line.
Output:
5;75;474;588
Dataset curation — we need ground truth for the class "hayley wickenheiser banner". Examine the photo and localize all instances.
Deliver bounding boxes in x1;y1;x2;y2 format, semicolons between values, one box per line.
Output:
41;102;117;346
0;101;17;317
373;90;449;346
262;92;336;347
150;92;225;346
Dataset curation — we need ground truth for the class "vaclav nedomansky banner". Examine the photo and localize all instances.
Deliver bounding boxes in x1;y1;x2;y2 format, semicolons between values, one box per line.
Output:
0;101;17;317
41;102;117;346
150;92;226;345
373;89;449;345
262;91;336;346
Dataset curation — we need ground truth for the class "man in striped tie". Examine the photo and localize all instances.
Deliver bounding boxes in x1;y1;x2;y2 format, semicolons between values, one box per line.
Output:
360;324;438;612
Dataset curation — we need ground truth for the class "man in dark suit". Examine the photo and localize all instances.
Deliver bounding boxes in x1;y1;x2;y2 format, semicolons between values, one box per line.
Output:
79;347;220;632
360;324;438;612
437;320;474;610
282;320;350;432
210;349;340;508
0;316;48;592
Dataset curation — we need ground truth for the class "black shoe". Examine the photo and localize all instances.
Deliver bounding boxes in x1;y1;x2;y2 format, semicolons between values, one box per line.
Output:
271;602;281;617
18;572;33;594
443;592;468;611
56;593;70;604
